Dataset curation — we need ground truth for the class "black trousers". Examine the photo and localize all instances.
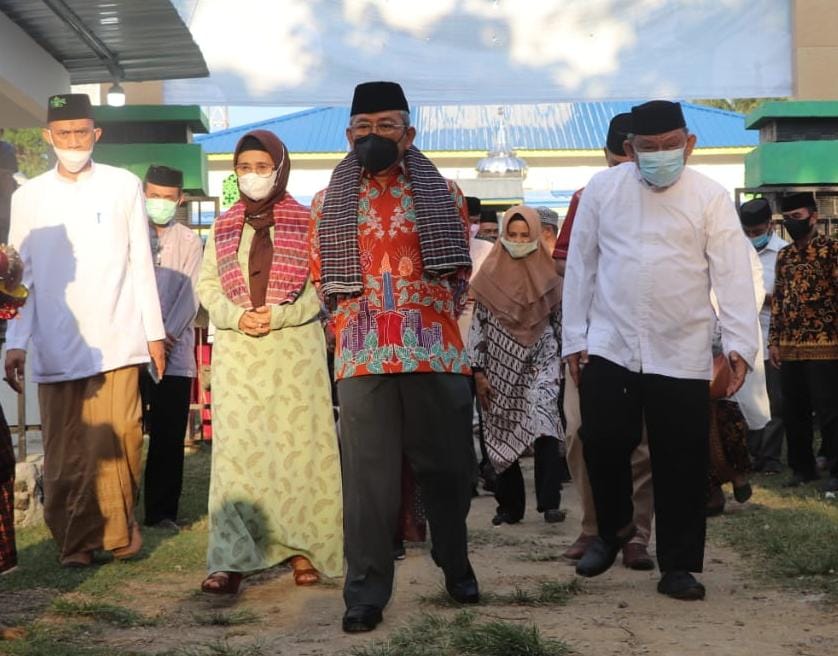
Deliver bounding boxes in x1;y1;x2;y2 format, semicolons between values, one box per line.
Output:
338;373;475;610
140;374;192;525
580;356;709;573
495;436;562;521
747;360;785;470
780;359;838;478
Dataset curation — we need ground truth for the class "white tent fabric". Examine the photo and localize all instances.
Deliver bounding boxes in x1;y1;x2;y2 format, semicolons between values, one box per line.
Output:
166;0;792;106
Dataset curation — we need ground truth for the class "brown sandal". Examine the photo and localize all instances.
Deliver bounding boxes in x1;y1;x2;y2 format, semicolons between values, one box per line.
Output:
59;551;93;568
290;556;319;586
112;523;143;560
201;571;243;595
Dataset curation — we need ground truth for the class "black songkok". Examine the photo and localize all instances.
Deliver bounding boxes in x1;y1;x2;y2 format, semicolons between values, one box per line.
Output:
780;192;817;213
479;209;498;224
350;81;409;116
630;100;686;136
47;94;93;123
606;113;633;156
145;165;184;189
466;196;482;216
739;198;772;226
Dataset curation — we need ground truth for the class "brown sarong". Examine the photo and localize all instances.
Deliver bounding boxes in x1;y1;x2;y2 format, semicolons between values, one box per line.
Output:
38;366;143;558
708;400;751;487
0;404;16;573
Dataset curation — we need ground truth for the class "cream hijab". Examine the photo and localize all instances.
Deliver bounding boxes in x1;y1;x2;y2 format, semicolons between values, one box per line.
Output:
470;205;563;346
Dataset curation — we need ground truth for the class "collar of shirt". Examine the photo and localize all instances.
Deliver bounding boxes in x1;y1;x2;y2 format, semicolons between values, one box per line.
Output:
51;159;96;184
361;161;407;190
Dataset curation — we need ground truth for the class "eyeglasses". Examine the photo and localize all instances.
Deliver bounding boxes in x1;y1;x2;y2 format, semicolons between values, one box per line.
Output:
349;121;407;138
234;163;275;176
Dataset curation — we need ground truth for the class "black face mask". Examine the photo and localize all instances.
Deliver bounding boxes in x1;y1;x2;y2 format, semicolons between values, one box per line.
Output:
782;216;813;241
353;134;400;174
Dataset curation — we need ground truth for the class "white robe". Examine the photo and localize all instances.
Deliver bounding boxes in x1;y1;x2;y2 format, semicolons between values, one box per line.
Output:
6;162;164;383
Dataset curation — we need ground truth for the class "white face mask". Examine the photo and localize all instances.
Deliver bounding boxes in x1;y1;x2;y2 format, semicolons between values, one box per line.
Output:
238;169;277;201
145;198;178;226
500;238;539;259
53;146;93;173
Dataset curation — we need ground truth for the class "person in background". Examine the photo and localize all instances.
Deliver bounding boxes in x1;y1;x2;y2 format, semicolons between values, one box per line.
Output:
466;196;482;239
197;130;343;595
738;198;787;474
536;206;559;253
476;208;499;242
770;192;838;491
0;129;19;244
558;113;656;571
563;100;759;600
469;205;564;526
140;165;203;531
0;244;27;575
309;81;477;633
4;93;166;567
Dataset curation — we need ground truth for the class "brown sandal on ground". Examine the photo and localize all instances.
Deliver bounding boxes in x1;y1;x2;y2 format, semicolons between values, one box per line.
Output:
112;523;143;561
201;571;243;595
290;556;319;586
59;551;93;568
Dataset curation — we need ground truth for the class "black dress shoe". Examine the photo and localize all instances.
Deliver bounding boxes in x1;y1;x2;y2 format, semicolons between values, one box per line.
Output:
657;571;706;600
342;605;383;633
575;536;622;577
575;523;636;578
733;481;752;503
491;512;519;526
782;472;818;488
446;564;480;604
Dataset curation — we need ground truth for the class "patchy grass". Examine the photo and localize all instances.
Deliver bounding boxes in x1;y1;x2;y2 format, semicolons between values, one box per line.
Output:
169;640;266;656
51;598;156;628
468;529;559;549
2;447;211;596
515;550;566;562
0;622;130;656
191;609;260;627
344;611;570;656
708;472;838;601
421;578;582;608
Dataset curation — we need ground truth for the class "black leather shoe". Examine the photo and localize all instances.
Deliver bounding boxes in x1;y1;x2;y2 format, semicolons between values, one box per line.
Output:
575;522;636;578
657;571;706;600
575;536;622;577
491;512;519;526
342;605;383;633
446;564;480;604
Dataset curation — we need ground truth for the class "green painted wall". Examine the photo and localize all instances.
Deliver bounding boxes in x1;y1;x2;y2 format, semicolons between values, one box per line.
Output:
95;143;208;194
745;141;838;187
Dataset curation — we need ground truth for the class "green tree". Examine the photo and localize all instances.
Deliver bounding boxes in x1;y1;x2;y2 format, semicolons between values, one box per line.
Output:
2;128;49;178
693;98;787;115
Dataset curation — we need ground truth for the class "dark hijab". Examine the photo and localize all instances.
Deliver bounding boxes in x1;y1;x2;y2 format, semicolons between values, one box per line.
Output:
232;130;291;306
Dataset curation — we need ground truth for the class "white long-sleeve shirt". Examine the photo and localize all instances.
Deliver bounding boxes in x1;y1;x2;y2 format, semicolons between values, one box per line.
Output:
562;162;759;380
756;232;788;360
6;162;165;383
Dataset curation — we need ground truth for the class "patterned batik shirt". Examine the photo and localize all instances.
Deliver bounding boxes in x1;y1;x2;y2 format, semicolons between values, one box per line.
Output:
769;234;838;361
310;169;471;380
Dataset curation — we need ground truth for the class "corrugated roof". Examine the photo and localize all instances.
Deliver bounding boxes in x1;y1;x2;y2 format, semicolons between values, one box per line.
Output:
0;0;207;83
196;102;757;154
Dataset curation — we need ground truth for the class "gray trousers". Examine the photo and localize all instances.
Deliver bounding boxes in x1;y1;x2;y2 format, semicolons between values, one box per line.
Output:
337;373;475;610
747;359;785;470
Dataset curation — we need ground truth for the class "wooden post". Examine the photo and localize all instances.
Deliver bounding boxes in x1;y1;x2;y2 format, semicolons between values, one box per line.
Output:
16;384;26;461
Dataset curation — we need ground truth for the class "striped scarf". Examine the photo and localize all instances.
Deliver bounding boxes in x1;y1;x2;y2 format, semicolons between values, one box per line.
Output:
215;194;310;308
318;146;471;299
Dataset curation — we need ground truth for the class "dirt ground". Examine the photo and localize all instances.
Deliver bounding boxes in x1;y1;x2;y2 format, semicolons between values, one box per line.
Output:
12;459;838;655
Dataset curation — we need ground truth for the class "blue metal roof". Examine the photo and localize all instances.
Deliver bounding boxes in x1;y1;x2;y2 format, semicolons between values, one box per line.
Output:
196;102;757;154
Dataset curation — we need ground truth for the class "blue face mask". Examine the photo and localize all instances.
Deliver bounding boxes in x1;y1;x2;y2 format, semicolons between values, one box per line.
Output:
636;147;685;189
750;232;770;250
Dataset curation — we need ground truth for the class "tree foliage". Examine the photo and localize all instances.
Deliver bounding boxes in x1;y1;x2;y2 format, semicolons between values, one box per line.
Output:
693;98;787;115
2;128;50;178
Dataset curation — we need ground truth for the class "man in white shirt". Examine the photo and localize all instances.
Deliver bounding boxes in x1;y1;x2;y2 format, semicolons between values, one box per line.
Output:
3;94;165;567
141;165;202;531
562;100;759;600
739;198;788;474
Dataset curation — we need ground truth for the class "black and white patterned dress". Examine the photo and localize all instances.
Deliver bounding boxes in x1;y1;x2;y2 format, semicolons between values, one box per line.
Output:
468;303;564;474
